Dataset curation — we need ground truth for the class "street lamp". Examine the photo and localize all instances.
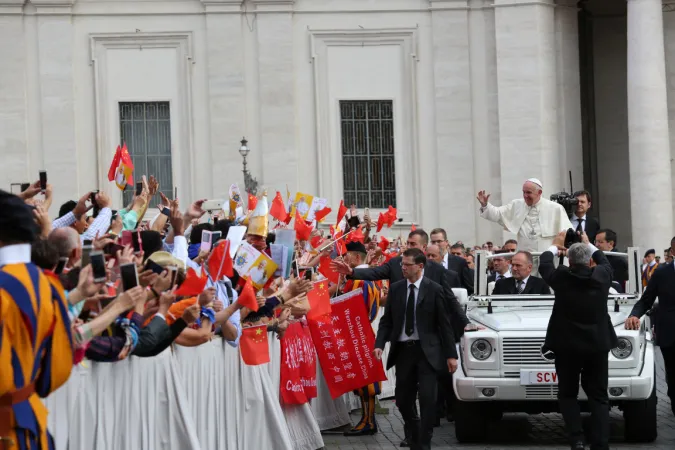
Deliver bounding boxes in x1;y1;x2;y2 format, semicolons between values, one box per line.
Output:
239;137;259;195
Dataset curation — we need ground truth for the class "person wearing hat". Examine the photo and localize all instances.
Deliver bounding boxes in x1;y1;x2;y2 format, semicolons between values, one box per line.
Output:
477;178;573;252
339;241;383;436
0;190;74;449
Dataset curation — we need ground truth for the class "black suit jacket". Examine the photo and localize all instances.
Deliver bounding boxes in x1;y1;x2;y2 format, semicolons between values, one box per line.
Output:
570;215;600;244
607;253;629;285
445;254;474;295
630;262;675;348
352;256;469;338
492;276;550;295
375;277;457;371
540;248;618;353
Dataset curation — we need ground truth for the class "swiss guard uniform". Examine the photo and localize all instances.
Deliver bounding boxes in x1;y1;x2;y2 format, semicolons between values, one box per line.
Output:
340;242;381;436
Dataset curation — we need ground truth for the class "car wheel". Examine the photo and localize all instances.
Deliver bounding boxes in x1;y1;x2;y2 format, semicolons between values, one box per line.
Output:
454;401;487;443
623;380;657;443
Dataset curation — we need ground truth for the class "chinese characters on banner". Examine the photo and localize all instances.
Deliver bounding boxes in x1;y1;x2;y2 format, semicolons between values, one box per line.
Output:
280;322;318;404
308;289;387;399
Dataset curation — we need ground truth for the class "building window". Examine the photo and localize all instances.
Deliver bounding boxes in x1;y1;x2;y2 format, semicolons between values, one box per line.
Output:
119;102;173;206
340;100;396;209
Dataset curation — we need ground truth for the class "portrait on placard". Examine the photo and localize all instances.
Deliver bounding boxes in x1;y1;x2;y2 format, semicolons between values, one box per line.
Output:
234;242;278;290
290;192;329;222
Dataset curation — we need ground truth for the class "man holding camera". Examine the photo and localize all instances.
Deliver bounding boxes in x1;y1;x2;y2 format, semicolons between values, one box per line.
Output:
540;231;615;450
477;178;572;252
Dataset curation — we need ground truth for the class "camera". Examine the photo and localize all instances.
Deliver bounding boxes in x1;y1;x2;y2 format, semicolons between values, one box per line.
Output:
564;228;581;249
550;191;578;216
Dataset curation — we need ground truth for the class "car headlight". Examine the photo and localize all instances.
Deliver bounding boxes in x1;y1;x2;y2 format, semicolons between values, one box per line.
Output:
611;338;633;359
470;339;493;360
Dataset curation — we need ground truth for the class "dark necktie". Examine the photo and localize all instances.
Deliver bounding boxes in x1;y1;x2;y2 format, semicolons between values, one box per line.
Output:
516;280;524;294
405;285;415;336
576;218;584;234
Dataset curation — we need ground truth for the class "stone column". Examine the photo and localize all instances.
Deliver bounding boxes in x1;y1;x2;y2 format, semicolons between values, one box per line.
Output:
627;0;674;252
0;1;28;185
34;0;78;209
494;0;560;203
430;0;476;243
201;0;246;198
252;0;296;189
554;0;583;192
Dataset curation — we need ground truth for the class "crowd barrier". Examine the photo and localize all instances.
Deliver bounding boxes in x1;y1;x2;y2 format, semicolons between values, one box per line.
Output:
42;316;398;450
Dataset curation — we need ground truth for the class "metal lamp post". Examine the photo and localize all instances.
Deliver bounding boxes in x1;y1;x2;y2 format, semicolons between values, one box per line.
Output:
239;137;259;195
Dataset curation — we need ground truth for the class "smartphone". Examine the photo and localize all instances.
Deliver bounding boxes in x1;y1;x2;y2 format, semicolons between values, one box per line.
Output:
202;199;224;212
291;260;298;277
121;230;133;247
39;170;47;192
213;216;219;226
135;182;143;196
168;265;178;287
90;251;107;283
54;257;68;275
144;259;165;275
201;230;213;253
304;267;313;281
103;242;125;256
174;186;178;200
212;231;222;245
120;263;139;291
81;245;93;268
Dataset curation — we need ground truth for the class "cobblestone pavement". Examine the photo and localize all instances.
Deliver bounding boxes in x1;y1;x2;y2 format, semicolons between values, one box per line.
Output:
324;351;674;449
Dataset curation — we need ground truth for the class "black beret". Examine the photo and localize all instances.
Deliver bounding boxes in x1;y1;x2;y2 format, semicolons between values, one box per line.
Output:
346;241;367;254
0;190;38;244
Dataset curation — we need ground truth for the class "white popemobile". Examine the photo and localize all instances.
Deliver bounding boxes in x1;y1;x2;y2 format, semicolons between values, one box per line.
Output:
451;248;657;443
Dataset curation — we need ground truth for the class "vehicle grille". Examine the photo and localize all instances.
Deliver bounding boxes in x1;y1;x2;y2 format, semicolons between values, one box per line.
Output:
525;385;558;399
502;337;552;366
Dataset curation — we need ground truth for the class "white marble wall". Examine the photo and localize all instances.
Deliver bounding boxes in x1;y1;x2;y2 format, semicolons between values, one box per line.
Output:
0;0;592;247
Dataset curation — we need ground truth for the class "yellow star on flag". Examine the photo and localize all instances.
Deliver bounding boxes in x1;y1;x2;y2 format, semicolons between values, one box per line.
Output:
319;283;325;290
256;328;263;335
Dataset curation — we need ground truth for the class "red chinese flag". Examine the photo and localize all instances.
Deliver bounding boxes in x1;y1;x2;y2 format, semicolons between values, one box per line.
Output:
270;191;289;223
207;240;233;280
378;236;390;252
238;277;259;312
334;232;347;255
411;224;416;232
294;210;313;241
248;193;258;212
376;212;387;233
306;280;331;320
386;205;397;227
318;255;339;284
174;268;208;297
313;207;331;223
346;227;365;244
336;200;348;226
310;235;324;250
384;252;399;263
107;145;122;182
240;325;270;365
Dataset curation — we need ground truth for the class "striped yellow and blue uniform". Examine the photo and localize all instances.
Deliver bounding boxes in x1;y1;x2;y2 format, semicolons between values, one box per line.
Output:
0;263;73;449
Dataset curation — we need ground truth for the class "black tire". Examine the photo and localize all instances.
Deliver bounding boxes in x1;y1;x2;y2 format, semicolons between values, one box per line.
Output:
454;401;487;443
623;381;657;442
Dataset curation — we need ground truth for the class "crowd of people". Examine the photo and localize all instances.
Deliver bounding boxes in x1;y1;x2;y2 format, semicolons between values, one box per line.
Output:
0;174;673;450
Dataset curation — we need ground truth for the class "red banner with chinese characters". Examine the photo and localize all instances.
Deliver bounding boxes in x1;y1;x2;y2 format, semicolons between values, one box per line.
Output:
280;322;318;404
308;289;387;399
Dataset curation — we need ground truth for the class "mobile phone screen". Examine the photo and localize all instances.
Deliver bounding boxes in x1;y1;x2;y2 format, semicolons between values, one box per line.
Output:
21;183;30;193
135;182;143;196
121;230;133;247
211;231;222;245
201;230;213;253
81;245;93;268
10;183;22;195
39;171;47;191
304;268;313;281
174;186;178;200
54;257;68;275
90;251;107;282
120;263;139;291
144;259;165;275
168;265;178;287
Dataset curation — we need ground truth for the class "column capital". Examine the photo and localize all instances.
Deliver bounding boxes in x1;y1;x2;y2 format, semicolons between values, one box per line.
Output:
0;0;24;13
251;0;294;11
200;0;244;13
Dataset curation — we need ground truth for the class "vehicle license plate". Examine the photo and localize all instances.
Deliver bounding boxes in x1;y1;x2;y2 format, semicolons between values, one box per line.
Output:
520;369;558;385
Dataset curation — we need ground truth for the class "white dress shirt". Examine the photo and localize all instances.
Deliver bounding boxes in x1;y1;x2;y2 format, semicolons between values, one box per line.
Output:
0;244;31;266
494;270;512;281
570;214;586;232
442;253;448;269
514;275;530;293
399;275;423;342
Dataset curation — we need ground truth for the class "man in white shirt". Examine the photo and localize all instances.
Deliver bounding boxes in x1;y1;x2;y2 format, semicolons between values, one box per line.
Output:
477;178;573;252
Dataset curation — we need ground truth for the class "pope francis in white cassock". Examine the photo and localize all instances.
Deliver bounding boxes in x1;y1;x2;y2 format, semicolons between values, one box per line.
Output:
477;178;573;252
